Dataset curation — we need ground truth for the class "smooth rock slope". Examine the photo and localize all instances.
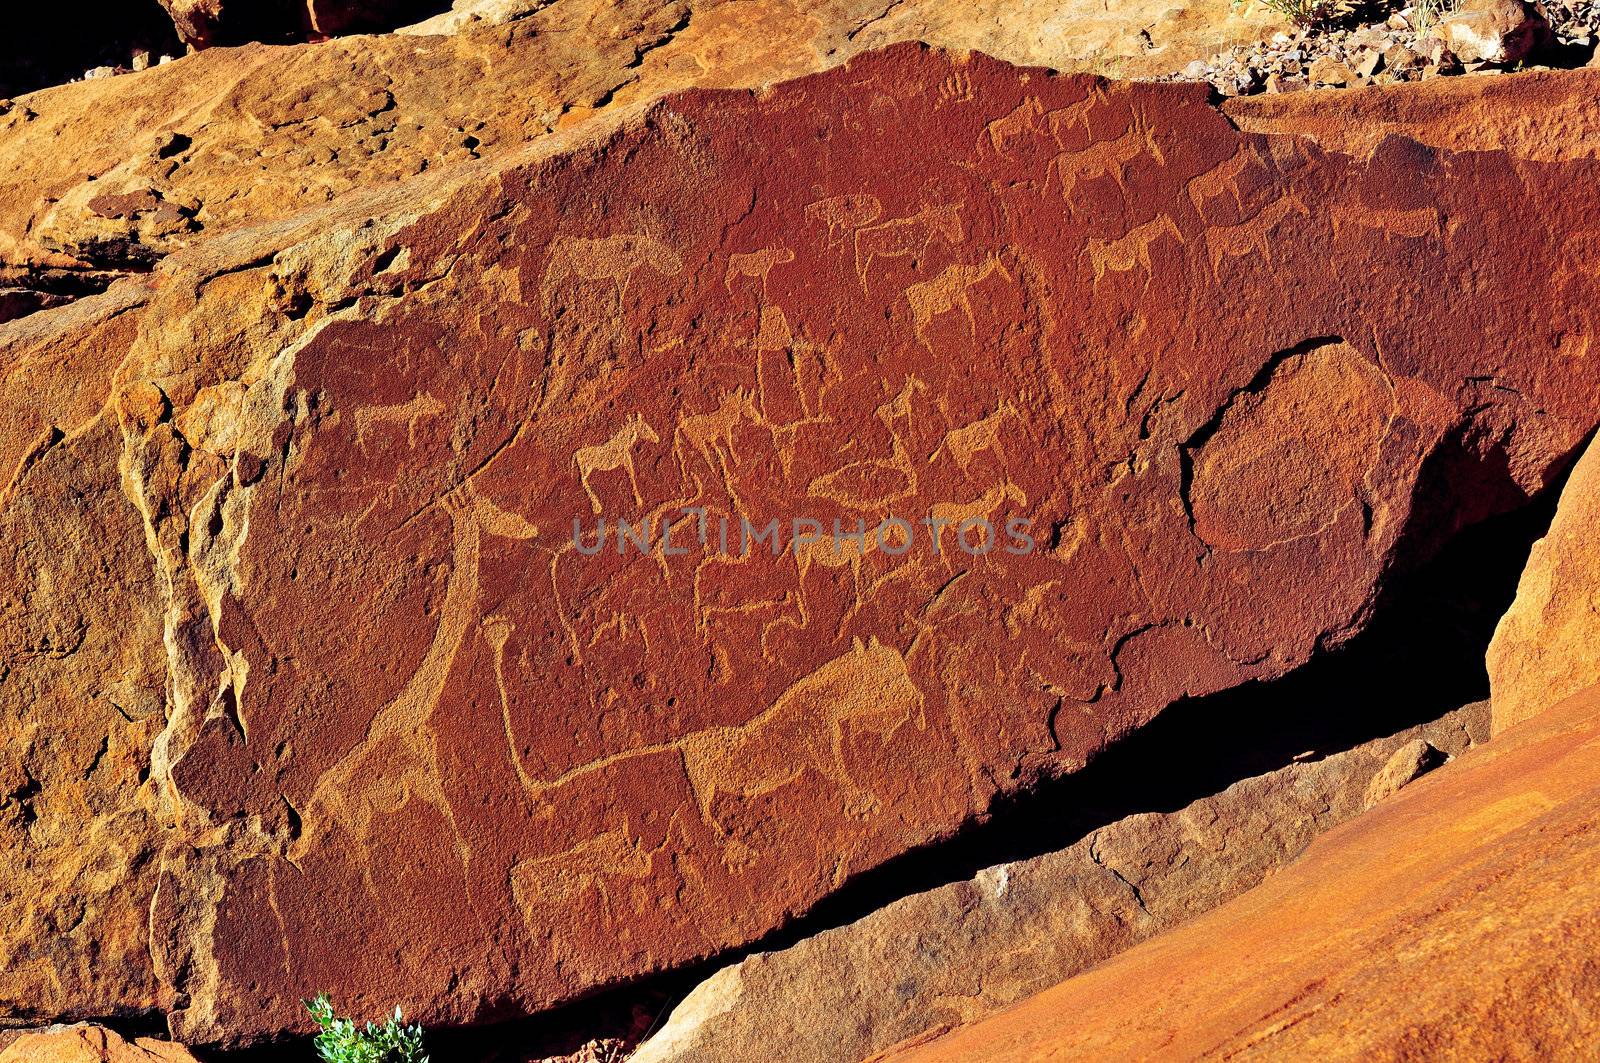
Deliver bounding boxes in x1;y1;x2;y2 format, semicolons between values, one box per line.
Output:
888;681;1600;1061
1489;434;1600;734
630;703;1487;1063
4;40;1600;1048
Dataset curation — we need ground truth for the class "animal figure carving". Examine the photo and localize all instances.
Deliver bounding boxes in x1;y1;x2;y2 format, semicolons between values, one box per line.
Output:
853;203;964;289
805;193;883;245
934;402;1018;473
928;483;1028;555
574;414;660;514
354;392;446;450
674;389;761;510
540;233;683;307
725;247;795;293
1205;194;1311;278
1086;214;1183;288
677;637;926;836
808;377;926;508
904;255;1013;347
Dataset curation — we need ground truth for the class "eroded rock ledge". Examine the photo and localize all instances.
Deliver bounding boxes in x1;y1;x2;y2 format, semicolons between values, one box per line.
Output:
4;39;1600;1049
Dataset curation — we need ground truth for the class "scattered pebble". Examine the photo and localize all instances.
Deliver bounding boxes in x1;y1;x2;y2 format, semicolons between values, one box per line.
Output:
1165;0;1588;95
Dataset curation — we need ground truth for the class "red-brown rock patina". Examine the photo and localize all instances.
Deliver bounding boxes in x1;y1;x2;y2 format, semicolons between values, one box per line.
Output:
5;44;1600;1044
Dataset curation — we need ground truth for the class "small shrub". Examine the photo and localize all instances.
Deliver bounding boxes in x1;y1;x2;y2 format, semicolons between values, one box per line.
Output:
1234;0;1357;29
306;994;430;1063
1411;0;1460;38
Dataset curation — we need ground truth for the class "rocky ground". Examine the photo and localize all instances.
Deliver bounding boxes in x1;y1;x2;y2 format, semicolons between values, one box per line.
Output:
1173;0;1600;95
4;3;1600;1063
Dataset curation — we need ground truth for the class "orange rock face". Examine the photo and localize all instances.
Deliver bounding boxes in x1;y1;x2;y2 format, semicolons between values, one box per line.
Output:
1488;435;1600;734
886;681;1600;1062
5;43;1600;1046
0;1026;201;1063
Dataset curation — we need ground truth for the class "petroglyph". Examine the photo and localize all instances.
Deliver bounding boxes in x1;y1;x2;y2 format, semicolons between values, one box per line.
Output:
354;393;446;451
1185;145;1257;216
1330;203;1444;243
540;233;683;307
808;378;926;508
804;193;883;246
904;255;1014;347
934;402;1017;473
928;483;1027;554
854;203;964;289
984;96;1046;156
1086;214;1182;288
724;247;795;293
292;479;535;865
674;389;761;511
575;414;660;514
1205;194;1311;277
677;637;925;833
510;825;656;919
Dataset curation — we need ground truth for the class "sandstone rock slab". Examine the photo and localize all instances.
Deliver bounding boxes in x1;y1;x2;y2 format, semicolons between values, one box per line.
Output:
0;1026;201;1063
630;704;1485;1063
0;0;1276;291
887;681;1600;1062
1488;434;1600;734
6;43;1600;1047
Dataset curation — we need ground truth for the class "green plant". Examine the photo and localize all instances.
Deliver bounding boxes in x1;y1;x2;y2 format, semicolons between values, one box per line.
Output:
306;995;430;1063
1411;0;1459;39
1233;0;1356;29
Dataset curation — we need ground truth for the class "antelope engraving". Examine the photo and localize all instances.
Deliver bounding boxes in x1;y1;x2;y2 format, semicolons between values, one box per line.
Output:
804;193;883;246
540;233;683;307
1086;214;1183;288
724;247;795;294
674;388;761;509
1205;193;1311;278
904;254;1014;347
575;414;660;514
853;203;964;290
934;402;1018;473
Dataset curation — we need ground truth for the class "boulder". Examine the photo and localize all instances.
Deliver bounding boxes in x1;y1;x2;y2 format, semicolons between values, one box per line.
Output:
630;704;1484;1063
156;0;454;47
0;1026;201;1063
0;0;1273;287
886;682;1600;1062
1488;435;1600;734
1428;0;1551;64
5;40;1600;1048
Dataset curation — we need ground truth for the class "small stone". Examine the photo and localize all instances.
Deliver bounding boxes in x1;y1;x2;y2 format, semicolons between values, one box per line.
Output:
1363;740;1444;809
1308;55;1355;84
131;50;152;72
1182;59;1210;79
1272;31;1293;45
1354;47;1384;76
84;66;118;80
1384;43;1425;70
1433;0;1552;64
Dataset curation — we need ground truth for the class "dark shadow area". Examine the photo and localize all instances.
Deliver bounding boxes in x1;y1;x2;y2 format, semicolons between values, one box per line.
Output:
207;459;1571;1062
2;2;183;99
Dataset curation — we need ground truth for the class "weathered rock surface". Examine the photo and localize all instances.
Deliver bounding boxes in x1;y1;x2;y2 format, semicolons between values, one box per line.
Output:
0;0;1274;287
0;1026;201;1063
1225;66;1600;160
1489;435;1600;734
1428;0;1551;64
888;682;1600;1062
630;703;1486;1063
6;39;1600;1049
157;0;467;47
